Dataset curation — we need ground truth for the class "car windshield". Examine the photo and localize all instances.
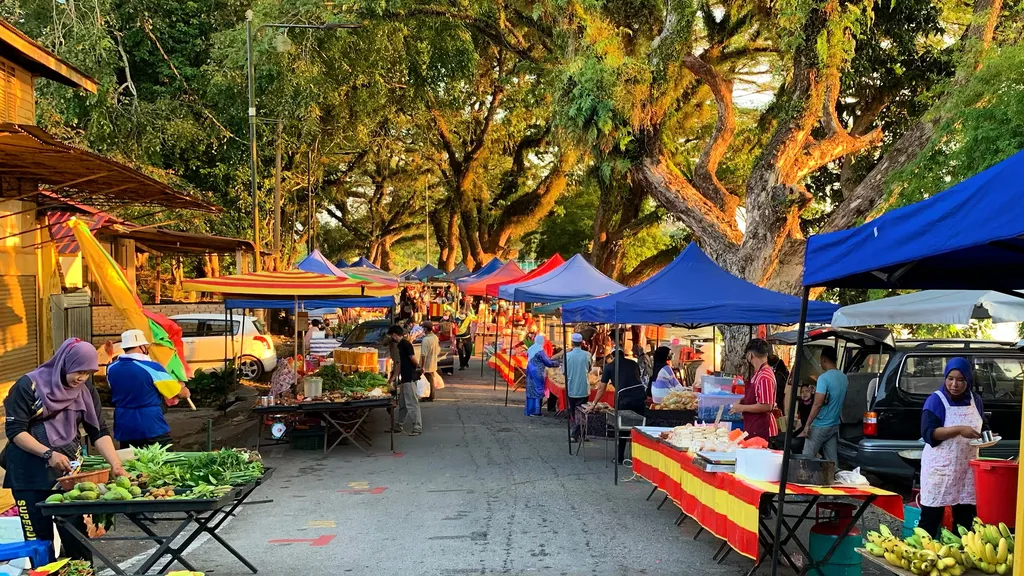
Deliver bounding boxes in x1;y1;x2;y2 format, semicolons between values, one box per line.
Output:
898;354;1024;401
345;324;388;345
252;319;267;334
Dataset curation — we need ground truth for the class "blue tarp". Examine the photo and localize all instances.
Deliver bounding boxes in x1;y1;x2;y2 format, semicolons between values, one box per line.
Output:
411;264;445;281
804;149;1024;289
224;296;395;310
455;258;503;289
497;254;624;303
296;249;346;277
562;243;839;326
351;257;380;270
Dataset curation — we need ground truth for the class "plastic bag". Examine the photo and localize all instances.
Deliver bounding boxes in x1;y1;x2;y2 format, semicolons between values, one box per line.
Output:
835;467;870;486
416;376;431;398
433;373;445;390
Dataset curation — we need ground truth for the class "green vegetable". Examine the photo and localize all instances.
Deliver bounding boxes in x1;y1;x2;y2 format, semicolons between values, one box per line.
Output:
45;494;63;503
115;476;131;490
121;445;263;489
129;486;142;497
101;491;120;501
66;489;82;500
75;482;97;493
78;491;98;501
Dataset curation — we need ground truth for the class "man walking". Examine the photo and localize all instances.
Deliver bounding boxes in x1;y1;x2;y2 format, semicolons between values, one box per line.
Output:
564;333;592;441
107;329;190;449
730;338;779;443
800;347;847;464
420;321;440;402
388;325;422;436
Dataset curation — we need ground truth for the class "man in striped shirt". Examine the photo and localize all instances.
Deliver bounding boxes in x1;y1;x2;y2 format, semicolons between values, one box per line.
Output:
729;338;779;442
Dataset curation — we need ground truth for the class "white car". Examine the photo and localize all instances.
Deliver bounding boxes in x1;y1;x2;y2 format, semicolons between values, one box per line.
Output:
170;313;278;380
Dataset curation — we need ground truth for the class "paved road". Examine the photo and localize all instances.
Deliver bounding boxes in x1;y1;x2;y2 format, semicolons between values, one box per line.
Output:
148;363;890;576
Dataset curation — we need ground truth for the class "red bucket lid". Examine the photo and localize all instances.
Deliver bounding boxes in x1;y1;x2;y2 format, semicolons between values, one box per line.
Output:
969;458;1019;471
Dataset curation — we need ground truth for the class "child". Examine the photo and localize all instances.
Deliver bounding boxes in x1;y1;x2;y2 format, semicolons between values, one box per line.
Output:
795;383;815;435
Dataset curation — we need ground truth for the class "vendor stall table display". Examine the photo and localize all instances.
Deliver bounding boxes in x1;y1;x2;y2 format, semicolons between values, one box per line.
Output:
40;450;270;576
488;350;527;389
631;427;903;576
857;516;1015;576
545;367;615;410
253;397;396;454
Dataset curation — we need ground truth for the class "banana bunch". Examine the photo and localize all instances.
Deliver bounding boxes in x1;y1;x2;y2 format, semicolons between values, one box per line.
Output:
865;526;967;576
958;518;1015;575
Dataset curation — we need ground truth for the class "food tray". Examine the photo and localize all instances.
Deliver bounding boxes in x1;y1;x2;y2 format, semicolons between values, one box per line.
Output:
39;489;237;516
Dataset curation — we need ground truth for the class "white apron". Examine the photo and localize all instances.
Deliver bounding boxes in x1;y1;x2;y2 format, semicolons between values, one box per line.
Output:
919;391;982;507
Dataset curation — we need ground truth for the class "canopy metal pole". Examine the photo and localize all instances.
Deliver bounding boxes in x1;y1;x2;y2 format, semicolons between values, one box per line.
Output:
613;324;621;485
294;296;300;362
492;300;500;389
503;298;515;407
564;322;572;454
712;326;717;374
770;288;811;576
223;303;229;371
480;297;487;377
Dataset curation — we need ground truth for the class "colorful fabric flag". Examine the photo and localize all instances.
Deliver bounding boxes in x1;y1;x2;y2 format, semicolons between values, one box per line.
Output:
68;218;192;388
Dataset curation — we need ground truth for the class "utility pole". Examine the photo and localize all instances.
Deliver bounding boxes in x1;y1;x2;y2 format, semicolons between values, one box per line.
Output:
245;11;260;271
273;119;283;269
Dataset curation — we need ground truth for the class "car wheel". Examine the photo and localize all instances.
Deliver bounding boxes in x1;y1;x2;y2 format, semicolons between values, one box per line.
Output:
238;356;264;381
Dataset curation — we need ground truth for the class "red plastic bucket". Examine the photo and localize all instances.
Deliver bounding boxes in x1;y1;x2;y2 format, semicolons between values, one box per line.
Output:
969;459;1018;528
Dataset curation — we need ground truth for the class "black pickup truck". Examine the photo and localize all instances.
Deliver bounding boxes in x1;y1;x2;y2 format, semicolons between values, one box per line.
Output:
770;330;1022;479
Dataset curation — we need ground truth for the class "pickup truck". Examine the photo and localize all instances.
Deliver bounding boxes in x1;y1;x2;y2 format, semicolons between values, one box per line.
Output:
770;330;1022;480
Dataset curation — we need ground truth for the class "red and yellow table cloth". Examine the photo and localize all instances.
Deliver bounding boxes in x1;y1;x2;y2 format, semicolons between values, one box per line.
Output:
631;428;903;560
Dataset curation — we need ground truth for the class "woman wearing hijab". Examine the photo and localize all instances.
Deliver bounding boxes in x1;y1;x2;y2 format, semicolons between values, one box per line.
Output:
525;335;559;417
918;357;986;537
2;338;127;559
649;346;685;403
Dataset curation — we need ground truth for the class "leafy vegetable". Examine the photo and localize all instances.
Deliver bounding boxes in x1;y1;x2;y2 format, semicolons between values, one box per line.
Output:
316;365;387;393
121;446;263;489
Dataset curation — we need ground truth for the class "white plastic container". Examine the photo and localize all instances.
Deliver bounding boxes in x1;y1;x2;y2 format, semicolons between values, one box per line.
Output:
735;449;783;482
701;375;735;394
304;376;323;398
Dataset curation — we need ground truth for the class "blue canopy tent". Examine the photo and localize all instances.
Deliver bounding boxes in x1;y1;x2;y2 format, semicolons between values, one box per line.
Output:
455;258;503;289
297;249;347;277
333;258;348;269
411;264;445;281
562;242;839;327
772;149;1024;576
224;296;396;310
351;256;380;270
497;254;624;303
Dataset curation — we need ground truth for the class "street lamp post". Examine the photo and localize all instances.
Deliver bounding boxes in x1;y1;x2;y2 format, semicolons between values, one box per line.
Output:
244;10;359;268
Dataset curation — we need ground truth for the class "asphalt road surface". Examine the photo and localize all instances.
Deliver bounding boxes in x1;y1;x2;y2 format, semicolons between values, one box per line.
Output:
118;362;892;576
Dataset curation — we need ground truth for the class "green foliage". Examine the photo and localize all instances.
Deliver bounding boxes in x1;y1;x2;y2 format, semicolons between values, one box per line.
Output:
185;363;237;407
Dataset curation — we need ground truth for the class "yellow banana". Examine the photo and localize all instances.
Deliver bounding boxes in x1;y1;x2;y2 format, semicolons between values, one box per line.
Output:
996;563;1008;575
986;542;997;565
948;565;963;576
997;538;1008;564
999;523;1011;540
949;547;963;564
937;545;949;558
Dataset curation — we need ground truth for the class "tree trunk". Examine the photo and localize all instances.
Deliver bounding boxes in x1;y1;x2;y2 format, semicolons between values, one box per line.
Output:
720;325;752;376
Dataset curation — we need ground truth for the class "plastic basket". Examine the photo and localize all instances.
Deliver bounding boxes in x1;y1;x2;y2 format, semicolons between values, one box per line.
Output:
697;393;744;422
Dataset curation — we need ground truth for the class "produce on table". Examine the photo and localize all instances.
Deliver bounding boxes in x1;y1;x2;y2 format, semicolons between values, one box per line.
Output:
864;520;1014;576
120;444;263;488
583;402;613;414
651;390;699;411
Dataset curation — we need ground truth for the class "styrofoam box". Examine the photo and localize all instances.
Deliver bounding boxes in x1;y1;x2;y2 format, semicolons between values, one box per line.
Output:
0;519;23;545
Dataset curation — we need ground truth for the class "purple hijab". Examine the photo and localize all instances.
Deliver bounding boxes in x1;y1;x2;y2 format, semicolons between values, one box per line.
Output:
25;338;101;446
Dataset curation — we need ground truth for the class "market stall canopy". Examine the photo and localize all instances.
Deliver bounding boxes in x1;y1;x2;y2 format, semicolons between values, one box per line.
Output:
532;297;592;316
350;256;380;270
442;263;472;282
223;295;395;310
297;249;346;277
181;269;397;297
832;290;1024;326
562;243;839;326
486;254;565;298
342;266;399;288
333;258;348;269
461;261;525;296
455;258;504;289
498;254;624;303
804;149;1024;289
411;264;445;281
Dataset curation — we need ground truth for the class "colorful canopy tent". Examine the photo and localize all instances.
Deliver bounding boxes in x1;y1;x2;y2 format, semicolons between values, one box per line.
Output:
223;296;395;310
461;260;525;297
344;266;399;288
297;249;347;277
350;256;380;270
442;263;472;282
181;269;396;297
832;290;1024;327
410;264;445;281
455;258;504;289
562;242;839;326
497;254;624;303
485;254;565;298
776;148;1024;576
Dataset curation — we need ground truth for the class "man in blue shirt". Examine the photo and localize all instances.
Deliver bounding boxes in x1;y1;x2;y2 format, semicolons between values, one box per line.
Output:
564;333;593;441
107;330;190;449
799;347;847;464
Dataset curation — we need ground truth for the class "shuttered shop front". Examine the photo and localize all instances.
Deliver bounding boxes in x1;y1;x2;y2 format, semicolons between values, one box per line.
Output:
0;275;38;400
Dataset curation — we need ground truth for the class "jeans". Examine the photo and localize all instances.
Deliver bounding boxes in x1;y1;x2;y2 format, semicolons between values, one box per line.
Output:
568;396;588;439
398;380;422;432
802;424;840;464
457;337;472;368
919;504;976;538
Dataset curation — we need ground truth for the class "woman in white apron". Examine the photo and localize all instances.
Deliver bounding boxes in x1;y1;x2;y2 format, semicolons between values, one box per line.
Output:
918;357;985;536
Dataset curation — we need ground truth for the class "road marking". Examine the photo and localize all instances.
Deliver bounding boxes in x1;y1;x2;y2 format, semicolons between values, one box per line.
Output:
337;486;386;494
307;520;336;528
347;481;370;489
268;534;336;547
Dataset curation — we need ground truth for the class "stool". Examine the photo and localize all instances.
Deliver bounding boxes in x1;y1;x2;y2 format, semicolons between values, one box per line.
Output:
0;540;53;568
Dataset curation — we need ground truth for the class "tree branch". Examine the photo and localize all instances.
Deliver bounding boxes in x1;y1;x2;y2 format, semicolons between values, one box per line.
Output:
682;53;740;216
